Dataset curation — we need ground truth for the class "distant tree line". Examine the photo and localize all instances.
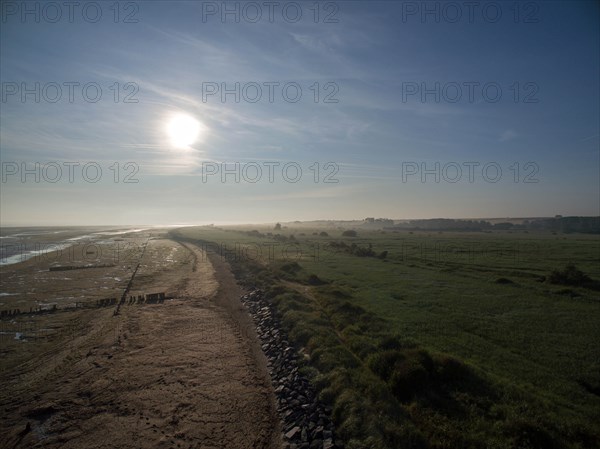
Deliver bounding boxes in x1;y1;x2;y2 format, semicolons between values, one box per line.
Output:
363;217;395;227
521;216;600;233
384;217;600;233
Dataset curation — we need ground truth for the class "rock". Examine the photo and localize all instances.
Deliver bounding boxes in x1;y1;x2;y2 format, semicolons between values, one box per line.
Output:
285;426;301;440
310;439;323;449
240;289;338;447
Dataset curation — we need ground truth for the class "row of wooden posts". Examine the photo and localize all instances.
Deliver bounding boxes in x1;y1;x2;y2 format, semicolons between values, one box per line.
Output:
0;292;167;319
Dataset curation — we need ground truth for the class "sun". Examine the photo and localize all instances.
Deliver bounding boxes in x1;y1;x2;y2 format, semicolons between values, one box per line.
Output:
166;114;203;148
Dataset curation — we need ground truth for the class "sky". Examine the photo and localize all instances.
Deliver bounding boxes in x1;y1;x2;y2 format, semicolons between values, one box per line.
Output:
0;0;598;226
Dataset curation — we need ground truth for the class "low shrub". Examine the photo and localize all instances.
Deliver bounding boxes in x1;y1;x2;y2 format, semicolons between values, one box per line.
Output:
307;273;327;285
549;264;591;286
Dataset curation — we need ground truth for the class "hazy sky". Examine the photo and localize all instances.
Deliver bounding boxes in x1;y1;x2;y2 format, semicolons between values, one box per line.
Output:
1;1;598;225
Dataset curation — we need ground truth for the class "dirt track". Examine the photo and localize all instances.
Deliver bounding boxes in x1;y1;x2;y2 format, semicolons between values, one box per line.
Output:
0;241;281;449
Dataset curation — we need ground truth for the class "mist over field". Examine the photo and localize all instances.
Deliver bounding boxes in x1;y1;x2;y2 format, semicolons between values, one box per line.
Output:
1;1;599;449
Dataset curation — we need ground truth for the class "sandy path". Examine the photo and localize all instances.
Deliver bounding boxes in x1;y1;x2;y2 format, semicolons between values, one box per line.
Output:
1;241;280;449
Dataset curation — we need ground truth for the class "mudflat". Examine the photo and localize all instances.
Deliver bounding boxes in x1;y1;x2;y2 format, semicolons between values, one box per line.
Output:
0;232;280;449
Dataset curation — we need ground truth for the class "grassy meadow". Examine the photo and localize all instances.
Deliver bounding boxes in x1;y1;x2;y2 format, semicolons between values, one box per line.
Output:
171;225;600;449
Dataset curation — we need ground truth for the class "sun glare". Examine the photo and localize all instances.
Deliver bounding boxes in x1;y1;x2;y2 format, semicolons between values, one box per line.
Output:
167;114;203;148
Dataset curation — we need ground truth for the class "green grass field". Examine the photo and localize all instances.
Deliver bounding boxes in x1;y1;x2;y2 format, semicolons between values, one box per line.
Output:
172;225;600;449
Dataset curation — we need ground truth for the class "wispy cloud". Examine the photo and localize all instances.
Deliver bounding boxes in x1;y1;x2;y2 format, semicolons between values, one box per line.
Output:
499;129;518;142
247;184;358;201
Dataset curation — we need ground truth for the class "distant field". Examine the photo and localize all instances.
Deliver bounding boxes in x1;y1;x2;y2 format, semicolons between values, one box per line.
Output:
173;225;600;449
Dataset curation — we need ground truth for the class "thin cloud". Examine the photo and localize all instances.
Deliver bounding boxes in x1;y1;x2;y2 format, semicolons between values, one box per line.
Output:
499;129;518;142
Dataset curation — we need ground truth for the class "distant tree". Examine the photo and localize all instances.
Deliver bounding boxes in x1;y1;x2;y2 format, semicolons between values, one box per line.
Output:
319;231;329;237
274;223;281;230
342;230;357;237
